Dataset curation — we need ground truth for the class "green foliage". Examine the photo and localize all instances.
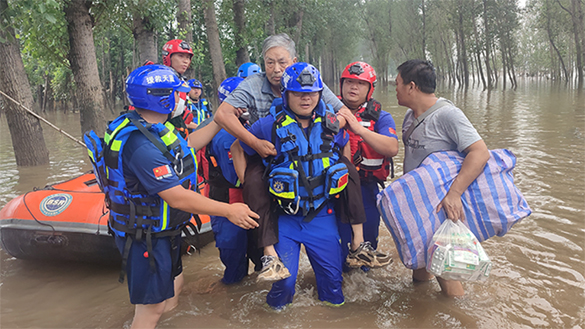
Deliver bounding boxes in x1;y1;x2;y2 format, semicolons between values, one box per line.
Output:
4;0;581;109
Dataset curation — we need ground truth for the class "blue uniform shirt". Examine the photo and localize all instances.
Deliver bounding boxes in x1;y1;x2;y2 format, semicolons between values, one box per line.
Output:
122;131;180;195
208;129;239;186
373;111;398;140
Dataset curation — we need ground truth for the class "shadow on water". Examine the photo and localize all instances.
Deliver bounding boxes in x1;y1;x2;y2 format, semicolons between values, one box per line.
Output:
1;80;584;328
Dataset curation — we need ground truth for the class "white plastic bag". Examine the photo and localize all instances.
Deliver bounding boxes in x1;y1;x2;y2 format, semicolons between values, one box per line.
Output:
426;220;491;281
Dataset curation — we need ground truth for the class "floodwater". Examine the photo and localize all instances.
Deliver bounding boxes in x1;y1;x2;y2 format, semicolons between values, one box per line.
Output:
1;80;584;328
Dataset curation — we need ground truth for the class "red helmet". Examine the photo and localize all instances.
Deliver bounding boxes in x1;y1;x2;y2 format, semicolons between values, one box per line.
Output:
340;61;377;101
162;39;193;67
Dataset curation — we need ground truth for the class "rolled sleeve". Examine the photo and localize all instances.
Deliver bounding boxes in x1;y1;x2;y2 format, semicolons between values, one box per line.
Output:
322;84;344;112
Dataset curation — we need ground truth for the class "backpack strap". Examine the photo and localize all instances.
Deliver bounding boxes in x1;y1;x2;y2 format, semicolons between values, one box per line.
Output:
403;99;450;144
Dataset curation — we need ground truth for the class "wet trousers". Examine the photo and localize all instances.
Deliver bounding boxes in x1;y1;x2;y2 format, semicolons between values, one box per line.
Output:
338;181;382;272
209;186;262;284
266;208;344;308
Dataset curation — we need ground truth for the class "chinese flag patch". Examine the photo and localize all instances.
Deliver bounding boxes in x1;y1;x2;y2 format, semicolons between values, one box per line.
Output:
228;151;232;160
153;165;172;180
337;173;349;188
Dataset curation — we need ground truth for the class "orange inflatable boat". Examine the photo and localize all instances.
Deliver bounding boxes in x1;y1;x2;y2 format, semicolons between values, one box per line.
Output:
0;172;212;263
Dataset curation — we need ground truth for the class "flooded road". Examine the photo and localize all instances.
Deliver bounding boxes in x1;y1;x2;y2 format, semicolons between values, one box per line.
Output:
1;80;584;328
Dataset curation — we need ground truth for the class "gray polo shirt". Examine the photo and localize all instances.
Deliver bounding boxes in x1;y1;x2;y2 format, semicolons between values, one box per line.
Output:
224;72;344;124
402;98;482;173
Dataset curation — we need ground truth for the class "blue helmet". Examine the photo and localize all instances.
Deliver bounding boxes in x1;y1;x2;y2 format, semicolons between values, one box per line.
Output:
188;78;202;89
281;62;323;109
217;77;244;103
237;62;262;78
126;64;191;114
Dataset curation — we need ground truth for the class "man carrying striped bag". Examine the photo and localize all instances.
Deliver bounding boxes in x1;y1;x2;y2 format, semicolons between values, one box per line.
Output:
394;60;491;297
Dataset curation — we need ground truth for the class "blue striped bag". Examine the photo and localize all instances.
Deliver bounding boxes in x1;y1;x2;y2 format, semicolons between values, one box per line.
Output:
376;149;531;270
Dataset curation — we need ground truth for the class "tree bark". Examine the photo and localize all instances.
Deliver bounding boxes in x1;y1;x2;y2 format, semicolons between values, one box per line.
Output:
233;0;250;67
293;9;304;46
177;0;193;45
177;0;193;77
421;0;426;58
203;0;226;103
483;0;493;89
132;4;157;66
0;0;50;166
266;0;276;35
556;0;583;84
64;0;107;135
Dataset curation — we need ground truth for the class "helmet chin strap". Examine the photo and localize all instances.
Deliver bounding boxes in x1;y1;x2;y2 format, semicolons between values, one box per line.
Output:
295;112;313;120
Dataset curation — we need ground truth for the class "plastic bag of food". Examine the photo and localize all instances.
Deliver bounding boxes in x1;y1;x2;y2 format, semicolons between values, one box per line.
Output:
426;220;491;281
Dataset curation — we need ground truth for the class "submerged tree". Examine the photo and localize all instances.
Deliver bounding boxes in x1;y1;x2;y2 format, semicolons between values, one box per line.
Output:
0;0;50;166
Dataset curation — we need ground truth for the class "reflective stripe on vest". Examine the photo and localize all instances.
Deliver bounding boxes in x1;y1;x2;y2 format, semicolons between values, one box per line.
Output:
103;111;198;237
268;100;340;214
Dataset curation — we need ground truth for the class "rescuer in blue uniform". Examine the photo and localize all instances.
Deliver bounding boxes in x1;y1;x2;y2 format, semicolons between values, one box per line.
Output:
187;78;212;126
206;76;263;284
85;65;259;329
236;63;348;308
237;62;262;78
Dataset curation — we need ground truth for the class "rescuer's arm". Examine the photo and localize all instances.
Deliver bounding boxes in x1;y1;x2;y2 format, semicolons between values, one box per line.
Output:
338;108;398;157
215;101;276;158
187;119;221;151
158;186;259;229
230;140;247;184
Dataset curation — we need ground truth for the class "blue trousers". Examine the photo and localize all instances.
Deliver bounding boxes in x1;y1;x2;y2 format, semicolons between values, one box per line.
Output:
266;208;344;308
211;215;261;284
338;181;381;272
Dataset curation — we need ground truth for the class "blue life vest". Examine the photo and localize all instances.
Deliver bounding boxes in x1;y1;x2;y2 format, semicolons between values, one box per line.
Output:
85;111;198;238
265;99;349;218
189;98;211;125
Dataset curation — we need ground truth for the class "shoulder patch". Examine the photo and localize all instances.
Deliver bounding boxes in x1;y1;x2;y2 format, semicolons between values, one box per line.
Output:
153;164;173;180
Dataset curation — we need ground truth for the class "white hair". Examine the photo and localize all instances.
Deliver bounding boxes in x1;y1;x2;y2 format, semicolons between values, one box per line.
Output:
262;33;296;59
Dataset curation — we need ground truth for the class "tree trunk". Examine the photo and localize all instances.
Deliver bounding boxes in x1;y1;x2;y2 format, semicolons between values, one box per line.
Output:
293;9;304;46
203;0;226;103
132;4;157;66
0;0;50;166
233;0;250;67
472;0;486;89
43;73;51;112
501;46;507;90
265;0;276;35
64;0;107;135
458;8;469;87
177;0;193;45
483;0;493;89
421;0;426;58
546;7;569;81
177;0;194;78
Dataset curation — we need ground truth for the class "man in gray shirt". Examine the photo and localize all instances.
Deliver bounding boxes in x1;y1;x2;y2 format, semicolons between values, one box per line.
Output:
396;59;490;297
215;33;344;158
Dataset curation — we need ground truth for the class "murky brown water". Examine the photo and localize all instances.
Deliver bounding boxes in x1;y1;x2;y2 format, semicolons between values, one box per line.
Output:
1;80;584;328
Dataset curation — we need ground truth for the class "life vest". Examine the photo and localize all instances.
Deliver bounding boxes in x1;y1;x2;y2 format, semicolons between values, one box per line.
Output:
84;111;198;239
189;98;211;125
265;99;349;219
343;98;393;184
205;129;241;190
